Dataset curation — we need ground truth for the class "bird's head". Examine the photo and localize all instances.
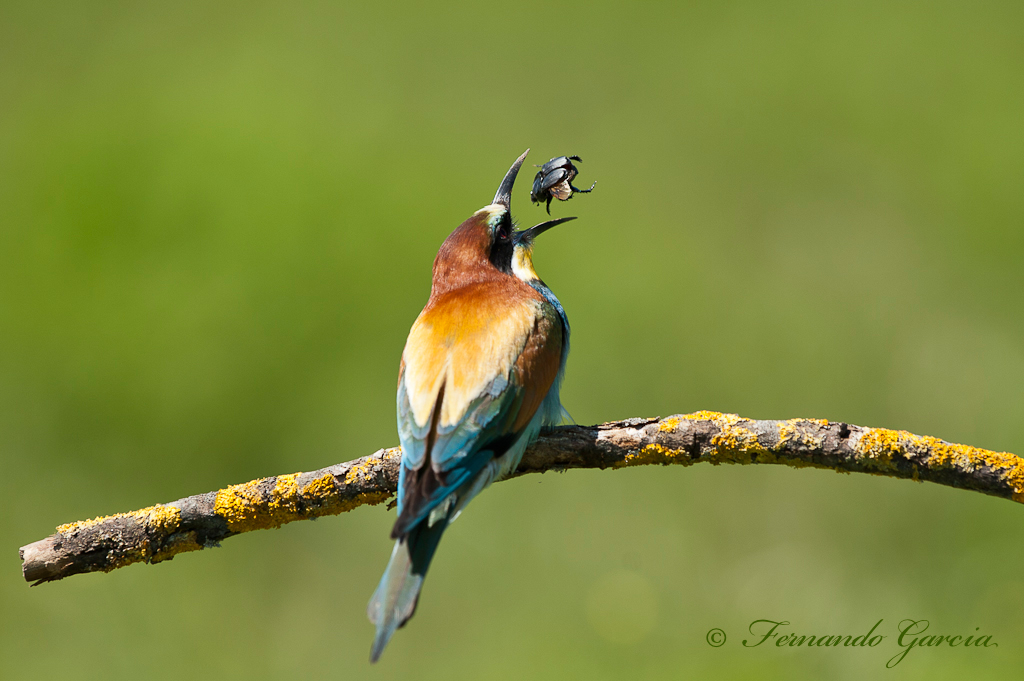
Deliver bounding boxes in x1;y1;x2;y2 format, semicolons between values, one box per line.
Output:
432;150;575;288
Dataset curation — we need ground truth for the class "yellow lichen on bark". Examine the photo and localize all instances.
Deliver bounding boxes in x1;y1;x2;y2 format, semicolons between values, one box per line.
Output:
214;474;309;533
212;457;401;533
343;458;380;486
344;448;402;485
301;472;393;515
214;480;271;533
55;504;195;571
148;532;203;564
854;428;902;470
333;490;395;513
302;473;336;499
57;504;181;536
854;427;1024;499
658;417;681;433
709;414;771;464
619;443;690;467
777;420;796;445
140;505;182;533
620;414;832;470
914;434;1024;500
681;410;726;422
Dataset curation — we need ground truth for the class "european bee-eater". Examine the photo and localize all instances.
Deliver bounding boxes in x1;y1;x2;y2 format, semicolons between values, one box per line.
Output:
368;150;574;661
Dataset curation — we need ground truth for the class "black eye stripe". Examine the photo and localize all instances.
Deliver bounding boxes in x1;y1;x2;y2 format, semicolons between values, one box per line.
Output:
488;221;514;274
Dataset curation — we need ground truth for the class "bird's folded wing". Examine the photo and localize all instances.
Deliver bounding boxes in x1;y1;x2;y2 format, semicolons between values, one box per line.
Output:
394;291;562;530
398;290;538;467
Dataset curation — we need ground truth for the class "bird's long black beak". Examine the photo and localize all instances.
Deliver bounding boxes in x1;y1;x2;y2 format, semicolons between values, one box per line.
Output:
493;149;530;209
515;216;577;244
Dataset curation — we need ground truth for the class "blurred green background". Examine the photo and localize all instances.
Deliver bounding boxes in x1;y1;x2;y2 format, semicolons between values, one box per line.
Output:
2;0;1023;679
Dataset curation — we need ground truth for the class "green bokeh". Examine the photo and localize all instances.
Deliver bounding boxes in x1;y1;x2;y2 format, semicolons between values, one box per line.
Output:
3;1;1023;679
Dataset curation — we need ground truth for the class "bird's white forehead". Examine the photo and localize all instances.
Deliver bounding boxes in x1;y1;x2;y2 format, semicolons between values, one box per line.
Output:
475;204;507;226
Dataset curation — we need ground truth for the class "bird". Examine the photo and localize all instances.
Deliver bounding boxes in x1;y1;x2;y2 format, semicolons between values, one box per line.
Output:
367;150;574;662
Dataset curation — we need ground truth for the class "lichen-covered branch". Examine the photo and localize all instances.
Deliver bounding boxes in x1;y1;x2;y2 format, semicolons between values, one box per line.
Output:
19;411;1024;585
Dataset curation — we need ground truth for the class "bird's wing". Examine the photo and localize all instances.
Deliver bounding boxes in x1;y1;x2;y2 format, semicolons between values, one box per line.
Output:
393;287;563;535
508;304;565;432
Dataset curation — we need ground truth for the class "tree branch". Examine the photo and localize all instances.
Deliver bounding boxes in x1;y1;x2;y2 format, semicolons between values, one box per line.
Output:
19;411;1024;584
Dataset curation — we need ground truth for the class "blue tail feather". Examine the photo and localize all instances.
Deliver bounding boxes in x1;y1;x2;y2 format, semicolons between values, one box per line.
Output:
368;519;448;662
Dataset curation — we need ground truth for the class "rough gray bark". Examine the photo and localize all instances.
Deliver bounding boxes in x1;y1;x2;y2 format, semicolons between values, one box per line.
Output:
19;412;1024;585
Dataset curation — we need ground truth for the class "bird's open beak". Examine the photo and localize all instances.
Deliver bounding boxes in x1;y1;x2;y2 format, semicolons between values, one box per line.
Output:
516;216;577;243
493;149;530;209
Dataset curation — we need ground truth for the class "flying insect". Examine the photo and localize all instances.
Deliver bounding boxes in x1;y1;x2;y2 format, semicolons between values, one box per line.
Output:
530;155;596;214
